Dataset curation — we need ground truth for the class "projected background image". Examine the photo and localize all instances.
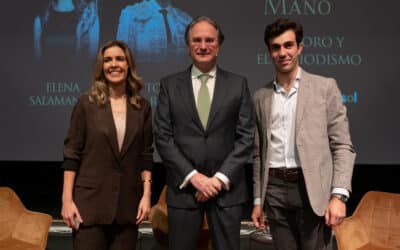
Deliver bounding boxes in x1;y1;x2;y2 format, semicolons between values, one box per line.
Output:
1;0;399;164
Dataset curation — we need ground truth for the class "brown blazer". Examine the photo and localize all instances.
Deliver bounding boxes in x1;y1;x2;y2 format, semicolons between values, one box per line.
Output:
62;94;153;225
252;70;356;216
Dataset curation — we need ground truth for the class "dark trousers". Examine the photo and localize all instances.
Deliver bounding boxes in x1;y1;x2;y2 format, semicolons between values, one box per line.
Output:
168;199;243;250
265;175;332;250
73;222;138;250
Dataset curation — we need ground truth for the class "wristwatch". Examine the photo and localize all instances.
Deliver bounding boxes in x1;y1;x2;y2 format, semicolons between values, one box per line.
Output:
331;193;349;203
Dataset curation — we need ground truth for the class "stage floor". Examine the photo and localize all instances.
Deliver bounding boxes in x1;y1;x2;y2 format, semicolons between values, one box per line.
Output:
48;220;337;250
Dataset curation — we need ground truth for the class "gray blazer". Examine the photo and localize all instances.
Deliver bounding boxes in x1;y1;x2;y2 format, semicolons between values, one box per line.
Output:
252;70;356;216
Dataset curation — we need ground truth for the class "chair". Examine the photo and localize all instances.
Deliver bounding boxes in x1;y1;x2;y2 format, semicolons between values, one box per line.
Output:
149;186;210;250
333;191;400;250
0;187;52;250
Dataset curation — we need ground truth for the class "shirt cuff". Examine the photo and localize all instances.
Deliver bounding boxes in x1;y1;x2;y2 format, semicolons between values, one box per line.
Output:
332;188;350;198
214;172;230;190
254;198;261;205
179;170;198;189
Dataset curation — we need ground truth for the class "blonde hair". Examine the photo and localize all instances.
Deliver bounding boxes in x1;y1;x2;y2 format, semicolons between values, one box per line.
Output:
89;40;143;108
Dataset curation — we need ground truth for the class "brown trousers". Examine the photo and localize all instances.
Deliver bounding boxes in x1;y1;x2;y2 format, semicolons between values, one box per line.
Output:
73;223;139;250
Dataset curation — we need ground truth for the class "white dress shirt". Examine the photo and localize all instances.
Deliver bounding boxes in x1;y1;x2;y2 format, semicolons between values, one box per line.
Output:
268;69;302;169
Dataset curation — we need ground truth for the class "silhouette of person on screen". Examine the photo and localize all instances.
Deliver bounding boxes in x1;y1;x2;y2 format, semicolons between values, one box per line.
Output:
116;0;192;63
33;0;99;61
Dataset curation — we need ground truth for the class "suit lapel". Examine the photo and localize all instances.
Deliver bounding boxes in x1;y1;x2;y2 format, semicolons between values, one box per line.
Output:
259;83;274;200
177;67;206;132
295;70;311;135
261;82;274;141
120;102;138;159
99;102;121;162
206;67;227;129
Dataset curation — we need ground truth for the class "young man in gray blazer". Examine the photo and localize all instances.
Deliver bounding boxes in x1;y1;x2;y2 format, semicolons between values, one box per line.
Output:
154;16;254;250
251;18;356;250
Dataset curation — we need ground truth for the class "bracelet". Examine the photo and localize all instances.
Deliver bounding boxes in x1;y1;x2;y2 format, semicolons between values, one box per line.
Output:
142;179;152;183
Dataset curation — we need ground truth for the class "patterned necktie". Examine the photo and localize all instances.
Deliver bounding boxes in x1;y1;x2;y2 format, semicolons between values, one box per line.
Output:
159;9;172;46
197;74;211;128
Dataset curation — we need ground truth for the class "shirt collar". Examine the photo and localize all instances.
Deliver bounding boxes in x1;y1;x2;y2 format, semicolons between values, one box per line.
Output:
191;65;217;79
273;67;301;93
149;0;171;11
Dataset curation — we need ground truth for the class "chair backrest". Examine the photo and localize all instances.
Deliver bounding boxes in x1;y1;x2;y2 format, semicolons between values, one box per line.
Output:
0;187;25;240
149;186;210;250
156;185;167;210
355;191;400;248
334;191;400;250
149;186;169;246
0;186;53;250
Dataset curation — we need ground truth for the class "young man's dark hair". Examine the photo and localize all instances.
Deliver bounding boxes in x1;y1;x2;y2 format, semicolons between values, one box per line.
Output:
264;18;303;49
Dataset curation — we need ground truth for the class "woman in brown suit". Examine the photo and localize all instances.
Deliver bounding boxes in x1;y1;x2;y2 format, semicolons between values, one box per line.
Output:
61;40;153;250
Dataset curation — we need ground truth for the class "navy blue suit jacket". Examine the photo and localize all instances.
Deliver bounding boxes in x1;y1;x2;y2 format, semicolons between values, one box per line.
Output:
154;66;254;208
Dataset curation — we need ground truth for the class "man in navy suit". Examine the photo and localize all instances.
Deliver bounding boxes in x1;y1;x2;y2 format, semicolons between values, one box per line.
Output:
154;16;254;250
